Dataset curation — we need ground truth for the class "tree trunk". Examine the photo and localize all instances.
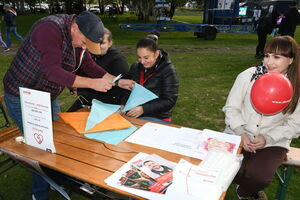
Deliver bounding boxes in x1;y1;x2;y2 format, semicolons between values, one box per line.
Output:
64;0;73;14
167;2;175;18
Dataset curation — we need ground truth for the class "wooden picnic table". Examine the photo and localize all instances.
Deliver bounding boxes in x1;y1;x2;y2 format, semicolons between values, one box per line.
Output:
0;116;230;199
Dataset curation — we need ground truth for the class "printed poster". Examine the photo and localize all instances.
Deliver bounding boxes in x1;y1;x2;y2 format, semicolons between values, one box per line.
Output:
20;87;56;153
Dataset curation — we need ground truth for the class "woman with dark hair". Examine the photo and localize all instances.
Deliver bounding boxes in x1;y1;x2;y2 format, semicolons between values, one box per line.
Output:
223;36;300;200
122;37;179;124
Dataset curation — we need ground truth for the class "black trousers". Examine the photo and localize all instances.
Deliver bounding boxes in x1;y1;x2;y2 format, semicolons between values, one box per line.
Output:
234;147;287;197
256;30;268;56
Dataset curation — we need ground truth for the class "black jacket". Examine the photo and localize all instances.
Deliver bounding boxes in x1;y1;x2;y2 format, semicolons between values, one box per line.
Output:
279;7;300;37
123;49;179;119
77;47;129;104
4;10;17;27
257;11;279;34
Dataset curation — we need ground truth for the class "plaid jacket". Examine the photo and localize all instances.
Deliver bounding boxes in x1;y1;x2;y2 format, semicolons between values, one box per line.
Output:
3;14;76;100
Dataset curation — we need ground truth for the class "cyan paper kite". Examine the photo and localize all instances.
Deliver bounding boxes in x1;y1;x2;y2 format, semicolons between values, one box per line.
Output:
85;125;137;145
123;83;158;112
85;99;121;131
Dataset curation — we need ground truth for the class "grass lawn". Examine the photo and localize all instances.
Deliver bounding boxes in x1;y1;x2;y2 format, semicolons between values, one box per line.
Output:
0;11;300;200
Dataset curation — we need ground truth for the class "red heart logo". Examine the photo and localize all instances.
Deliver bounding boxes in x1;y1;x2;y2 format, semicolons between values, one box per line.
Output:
34;133;44;144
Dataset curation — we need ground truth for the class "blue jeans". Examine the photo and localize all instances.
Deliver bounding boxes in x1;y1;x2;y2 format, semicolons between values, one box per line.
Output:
4;92;61;200
139;116;170;124
5;26;24;47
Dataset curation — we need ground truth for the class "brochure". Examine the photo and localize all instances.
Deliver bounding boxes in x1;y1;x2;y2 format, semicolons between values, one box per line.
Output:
105;153;176;200
118;168;168;193
131;154;175;184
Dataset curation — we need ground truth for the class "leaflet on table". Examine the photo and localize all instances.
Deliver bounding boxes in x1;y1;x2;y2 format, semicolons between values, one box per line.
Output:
198;149;243;191
105;152;176;199
131;154;175;184
118;168;168;193
164;158;223;200
164;150;243;200
125;122;241;160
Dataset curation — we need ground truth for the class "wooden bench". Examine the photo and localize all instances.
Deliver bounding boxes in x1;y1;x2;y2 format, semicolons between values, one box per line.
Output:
276;147;300;200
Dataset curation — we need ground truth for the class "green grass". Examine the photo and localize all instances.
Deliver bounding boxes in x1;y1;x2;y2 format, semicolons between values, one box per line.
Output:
1;12;300;200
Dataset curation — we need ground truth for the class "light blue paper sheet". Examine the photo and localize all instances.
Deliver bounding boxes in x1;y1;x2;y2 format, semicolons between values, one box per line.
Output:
123;83;158;112
85;99;121;132
84;125;137;145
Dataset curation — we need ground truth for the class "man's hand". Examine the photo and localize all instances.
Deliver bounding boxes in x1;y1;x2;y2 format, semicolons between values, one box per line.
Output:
118;79;136;90
90;78;114;92
126;106;144;118
73;76;114;92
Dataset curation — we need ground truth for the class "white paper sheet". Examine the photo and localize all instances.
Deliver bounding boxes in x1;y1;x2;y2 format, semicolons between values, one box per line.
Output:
163;159;223;200
125;123;241;160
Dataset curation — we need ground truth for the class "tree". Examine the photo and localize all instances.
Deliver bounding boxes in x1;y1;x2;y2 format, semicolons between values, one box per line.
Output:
167;0;187;18
132;0;155;22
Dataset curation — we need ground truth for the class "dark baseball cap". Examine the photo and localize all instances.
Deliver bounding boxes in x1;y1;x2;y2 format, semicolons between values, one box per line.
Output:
3;4;11;9
76;11;104;55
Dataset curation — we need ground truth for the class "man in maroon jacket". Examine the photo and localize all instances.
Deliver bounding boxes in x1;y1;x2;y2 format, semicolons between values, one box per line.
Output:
3;11;134;200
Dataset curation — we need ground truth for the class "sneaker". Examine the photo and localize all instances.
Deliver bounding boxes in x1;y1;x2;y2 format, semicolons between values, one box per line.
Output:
3;48;10;53
236;185;250;200
255;191;268;200
32;194;37;200
236;185;262;200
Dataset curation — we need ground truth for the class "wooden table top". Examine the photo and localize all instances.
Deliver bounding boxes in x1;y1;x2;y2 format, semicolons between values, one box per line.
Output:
0;117;227;199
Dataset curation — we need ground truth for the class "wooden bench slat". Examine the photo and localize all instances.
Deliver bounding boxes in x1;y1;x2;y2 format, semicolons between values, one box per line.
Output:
0;126;20;143
283;147;300;167
55;142;126;172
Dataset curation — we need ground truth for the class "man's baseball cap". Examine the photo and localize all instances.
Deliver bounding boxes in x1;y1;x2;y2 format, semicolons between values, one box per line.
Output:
3;4;11;9
76;11;104;55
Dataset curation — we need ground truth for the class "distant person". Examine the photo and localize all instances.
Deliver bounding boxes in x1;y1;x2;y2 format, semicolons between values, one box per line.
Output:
279;1;300;37
3;4;24;48
121;36;179;124
223;36;300;200
255;10;280;59
143;160;173;176
68;27;129;111
0;19;9;52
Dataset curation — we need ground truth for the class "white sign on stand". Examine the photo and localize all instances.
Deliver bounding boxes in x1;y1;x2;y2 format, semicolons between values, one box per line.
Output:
20;87;56;153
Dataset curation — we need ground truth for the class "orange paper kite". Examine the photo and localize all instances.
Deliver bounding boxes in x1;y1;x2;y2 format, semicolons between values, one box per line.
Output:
58;112;132;134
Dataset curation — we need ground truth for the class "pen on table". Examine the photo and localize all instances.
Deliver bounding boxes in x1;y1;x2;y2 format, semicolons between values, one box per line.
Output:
113;74;123;83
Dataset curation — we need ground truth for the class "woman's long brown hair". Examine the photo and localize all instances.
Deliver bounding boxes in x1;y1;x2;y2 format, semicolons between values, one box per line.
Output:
264;36;300;114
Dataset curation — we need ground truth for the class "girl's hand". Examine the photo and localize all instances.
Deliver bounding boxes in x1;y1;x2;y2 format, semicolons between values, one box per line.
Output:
126;106;144;118
118;79;135;90
241;133;256;153
249;135;266;150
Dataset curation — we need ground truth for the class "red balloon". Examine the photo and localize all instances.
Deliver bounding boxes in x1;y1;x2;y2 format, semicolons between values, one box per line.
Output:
250;72;293;115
